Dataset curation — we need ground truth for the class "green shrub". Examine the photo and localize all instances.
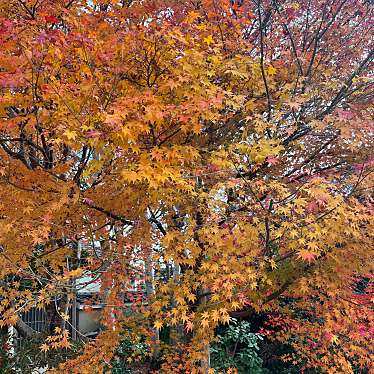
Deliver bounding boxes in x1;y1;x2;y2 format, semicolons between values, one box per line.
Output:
210;319;267;374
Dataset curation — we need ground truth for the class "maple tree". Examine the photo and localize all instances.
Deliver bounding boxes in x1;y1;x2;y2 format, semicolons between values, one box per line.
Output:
0;0;373;372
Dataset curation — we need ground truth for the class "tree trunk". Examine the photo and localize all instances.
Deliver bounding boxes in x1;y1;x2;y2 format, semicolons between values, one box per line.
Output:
15;317;39;338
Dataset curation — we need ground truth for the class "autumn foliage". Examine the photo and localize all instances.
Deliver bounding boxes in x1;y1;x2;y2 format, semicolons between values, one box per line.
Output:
0;0;373;372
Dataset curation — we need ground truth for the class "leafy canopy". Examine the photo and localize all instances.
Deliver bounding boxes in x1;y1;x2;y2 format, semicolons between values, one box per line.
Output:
0;0;373;373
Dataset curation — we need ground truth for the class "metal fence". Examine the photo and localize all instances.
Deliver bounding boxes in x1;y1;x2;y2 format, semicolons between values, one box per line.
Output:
17;303;78;344
20;308;47;333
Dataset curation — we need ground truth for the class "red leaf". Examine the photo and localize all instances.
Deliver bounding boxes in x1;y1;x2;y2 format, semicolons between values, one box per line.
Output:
297;249;317;263
336;108;353;120
45;15;59;24
82;198;94;206
266;156;280;166
86;130;102;139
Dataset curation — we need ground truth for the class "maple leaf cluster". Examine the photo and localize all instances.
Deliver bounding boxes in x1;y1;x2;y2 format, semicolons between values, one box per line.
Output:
0;0;373;373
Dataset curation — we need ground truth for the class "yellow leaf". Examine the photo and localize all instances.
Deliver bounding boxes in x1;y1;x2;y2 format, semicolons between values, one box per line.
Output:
67;268;83;278
61;312;70;321
63;130;77;141
211;310;220;322
231;301;240;310
201;318;209;328
220;308;231;324
154;320;163;330
40;343;49;352
267;65;277;76
185;320;194;332
330;334;339;345
121;170;140;183
203;35;214;46
186;293;196;303
269;259;277;270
